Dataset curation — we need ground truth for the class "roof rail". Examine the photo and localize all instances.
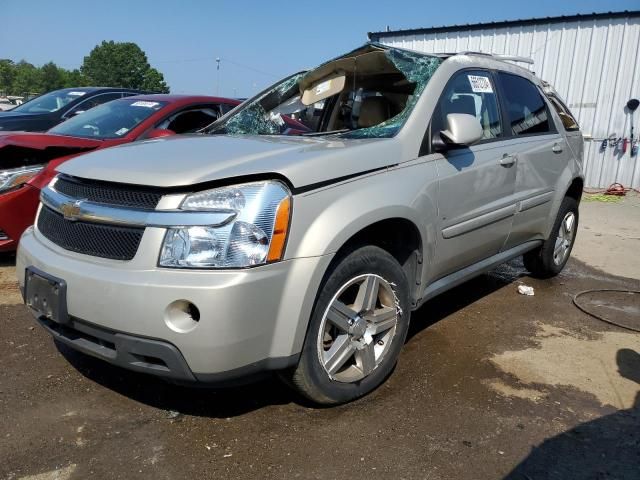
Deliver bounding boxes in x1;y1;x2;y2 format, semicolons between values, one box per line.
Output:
458;51;534;65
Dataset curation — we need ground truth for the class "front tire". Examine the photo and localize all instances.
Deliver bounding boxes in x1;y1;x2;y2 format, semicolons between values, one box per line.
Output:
523;196;579;278
288;246;411;405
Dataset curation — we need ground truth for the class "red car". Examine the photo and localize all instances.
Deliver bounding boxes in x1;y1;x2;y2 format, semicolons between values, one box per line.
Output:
0;94;243;252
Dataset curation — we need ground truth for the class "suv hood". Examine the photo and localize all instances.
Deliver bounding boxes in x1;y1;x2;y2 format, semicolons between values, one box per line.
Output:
58;134;401;190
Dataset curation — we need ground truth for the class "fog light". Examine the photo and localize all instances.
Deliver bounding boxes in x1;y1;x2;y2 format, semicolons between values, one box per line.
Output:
164;300;200;333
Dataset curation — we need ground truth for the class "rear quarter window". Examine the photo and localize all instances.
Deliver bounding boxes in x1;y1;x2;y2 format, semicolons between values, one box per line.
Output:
497;72;553;136
547;95;580;131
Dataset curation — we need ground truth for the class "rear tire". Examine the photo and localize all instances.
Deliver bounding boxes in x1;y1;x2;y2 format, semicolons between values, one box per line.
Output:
287;246;411;405
523;196;579;278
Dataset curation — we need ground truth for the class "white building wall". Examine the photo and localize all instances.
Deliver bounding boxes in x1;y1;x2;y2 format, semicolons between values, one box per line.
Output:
374;14;640;189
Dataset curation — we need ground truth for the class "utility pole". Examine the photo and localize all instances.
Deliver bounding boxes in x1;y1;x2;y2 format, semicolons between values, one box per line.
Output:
216;57;221;96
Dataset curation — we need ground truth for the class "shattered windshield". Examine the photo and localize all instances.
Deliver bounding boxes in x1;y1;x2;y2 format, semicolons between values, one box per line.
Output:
204;44;442;139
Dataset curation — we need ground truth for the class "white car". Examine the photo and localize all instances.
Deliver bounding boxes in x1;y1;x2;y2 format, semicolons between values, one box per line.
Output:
0;98;15;111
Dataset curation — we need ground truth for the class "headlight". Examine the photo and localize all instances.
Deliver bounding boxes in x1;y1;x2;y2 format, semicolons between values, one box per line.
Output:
159;180;291;268
0;166;44;194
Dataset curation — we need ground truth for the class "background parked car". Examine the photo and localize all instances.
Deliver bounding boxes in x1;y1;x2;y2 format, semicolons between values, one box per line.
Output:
0;98;16;111
0;94;241;252
0;87;146;132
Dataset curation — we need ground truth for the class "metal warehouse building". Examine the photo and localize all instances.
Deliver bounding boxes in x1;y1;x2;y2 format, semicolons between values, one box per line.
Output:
369;11;640;190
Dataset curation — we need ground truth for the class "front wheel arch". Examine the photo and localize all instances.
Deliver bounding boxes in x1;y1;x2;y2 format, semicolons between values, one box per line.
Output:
284;245;411;404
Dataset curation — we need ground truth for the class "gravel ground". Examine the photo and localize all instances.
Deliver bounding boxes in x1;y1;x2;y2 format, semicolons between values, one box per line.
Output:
1;199;639;480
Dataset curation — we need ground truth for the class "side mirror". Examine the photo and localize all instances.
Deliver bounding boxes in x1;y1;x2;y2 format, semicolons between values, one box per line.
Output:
146;128;175;139
439;113;483;147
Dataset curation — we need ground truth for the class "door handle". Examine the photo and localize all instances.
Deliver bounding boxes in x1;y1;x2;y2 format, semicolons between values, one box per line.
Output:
552;143;563;153
499;154;517;167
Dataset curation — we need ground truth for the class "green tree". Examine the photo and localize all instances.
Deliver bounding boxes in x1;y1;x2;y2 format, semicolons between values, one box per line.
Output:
0;59;16;95
0;60;89;96
12;61;42;96
141;67;168;92
39;61;66;92
62;69;88;88
81;41;169;92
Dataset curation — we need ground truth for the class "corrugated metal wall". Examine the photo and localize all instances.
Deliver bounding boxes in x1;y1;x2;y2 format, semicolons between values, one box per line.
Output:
373;14;640;189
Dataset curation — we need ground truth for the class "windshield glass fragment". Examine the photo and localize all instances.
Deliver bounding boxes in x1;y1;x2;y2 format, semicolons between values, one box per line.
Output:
204;44;442;139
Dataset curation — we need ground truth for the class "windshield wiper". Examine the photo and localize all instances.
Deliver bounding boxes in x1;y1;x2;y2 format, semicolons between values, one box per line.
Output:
302;129;350;137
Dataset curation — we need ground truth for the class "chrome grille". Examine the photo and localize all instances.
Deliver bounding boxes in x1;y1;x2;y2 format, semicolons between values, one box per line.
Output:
54;175;164;209
37;206;143;261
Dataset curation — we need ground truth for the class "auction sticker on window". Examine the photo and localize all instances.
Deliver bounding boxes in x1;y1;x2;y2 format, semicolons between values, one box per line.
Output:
467;75;493;93
131;101;160;108
68;91;86;96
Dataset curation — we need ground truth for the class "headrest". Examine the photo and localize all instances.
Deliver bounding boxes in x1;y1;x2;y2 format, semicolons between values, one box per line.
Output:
358;96;391;128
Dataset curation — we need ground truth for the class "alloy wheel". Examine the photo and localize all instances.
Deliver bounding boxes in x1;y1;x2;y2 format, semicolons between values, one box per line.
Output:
317;274;400;383
553;211;576;265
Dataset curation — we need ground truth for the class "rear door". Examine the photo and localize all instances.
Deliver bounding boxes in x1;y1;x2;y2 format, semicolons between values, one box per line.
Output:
429;69;518;280
496;73;568;248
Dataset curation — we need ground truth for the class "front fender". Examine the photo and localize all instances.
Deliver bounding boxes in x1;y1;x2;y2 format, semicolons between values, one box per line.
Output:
286;159;439;288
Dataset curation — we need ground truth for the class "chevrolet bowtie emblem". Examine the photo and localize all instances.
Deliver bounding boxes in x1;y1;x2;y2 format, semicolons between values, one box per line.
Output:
60;200;83;221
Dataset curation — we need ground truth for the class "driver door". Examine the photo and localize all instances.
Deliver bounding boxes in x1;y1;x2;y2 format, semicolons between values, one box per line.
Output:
429;69;518;280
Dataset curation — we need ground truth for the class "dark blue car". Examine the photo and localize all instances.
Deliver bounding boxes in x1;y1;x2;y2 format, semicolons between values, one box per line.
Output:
0;87;146;132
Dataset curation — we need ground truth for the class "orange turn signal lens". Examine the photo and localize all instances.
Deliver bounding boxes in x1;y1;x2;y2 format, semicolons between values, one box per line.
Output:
267;196;291;262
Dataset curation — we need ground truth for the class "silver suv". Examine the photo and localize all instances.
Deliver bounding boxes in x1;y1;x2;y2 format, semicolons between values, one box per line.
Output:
17;44;584;404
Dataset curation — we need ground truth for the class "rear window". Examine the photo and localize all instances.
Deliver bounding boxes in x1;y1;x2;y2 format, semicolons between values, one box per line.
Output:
498;72;551;136
547;95;580;131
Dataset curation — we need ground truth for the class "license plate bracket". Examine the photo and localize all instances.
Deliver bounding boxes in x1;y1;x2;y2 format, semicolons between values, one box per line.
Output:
24;267;69;325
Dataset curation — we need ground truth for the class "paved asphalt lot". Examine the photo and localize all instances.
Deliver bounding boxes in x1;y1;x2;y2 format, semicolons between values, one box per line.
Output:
1;196;639;480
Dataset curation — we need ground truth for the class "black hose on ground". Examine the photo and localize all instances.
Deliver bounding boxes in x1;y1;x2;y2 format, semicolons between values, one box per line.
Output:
573;289;640;333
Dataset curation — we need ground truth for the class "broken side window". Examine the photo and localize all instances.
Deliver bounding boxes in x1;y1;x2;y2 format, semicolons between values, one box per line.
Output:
205;73;306;136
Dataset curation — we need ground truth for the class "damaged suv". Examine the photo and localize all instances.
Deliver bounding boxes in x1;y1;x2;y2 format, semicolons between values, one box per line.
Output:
17;44;584;404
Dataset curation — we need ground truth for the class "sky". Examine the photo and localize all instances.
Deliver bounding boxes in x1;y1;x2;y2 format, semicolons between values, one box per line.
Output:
1;0;638;98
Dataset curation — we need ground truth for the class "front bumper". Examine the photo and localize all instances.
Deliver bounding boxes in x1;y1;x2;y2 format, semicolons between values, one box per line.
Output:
36;314;198;382
17;226;333;382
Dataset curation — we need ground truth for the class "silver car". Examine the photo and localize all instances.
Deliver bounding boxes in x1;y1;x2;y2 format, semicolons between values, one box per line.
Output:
17;44;584;404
